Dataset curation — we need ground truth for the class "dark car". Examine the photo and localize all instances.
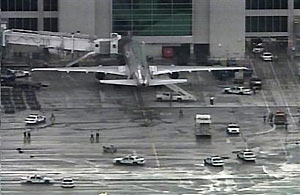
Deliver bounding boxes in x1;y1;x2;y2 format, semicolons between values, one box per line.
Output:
1;68;16;83
226;58;237;66
103;145;117;153
249;77;262;90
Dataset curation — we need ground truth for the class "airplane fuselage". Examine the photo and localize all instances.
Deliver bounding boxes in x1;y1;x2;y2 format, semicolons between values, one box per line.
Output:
122;39;151;86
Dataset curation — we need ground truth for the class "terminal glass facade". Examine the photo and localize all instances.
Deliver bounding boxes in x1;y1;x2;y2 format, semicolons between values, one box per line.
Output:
112;0;192;36
246;0;288;9
246;16;288;32
44;0;58;11
44;18;58;32
0;0;38;11
8;18;38;30
295;0;300;9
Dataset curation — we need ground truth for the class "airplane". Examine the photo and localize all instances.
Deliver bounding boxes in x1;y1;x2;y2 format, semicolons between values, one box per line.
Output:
32;37;247;86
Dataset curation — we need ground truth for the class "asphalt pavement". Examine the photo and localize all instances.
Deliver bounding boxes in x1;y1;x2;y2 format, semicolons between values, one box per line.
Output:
1;53;300;194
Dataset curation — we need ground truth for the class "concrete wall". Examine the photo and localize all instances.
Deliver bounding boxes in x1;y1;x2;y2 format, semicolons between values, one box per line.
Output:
193;0;209;44
144;44;163;57
209;0;245;59
59;0;96;35
95;0;112;38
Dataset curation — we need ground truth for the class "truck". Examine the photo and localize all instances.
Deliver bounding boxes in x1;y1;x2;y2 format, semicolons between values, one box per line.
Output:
194;114;211;139
274;111;287;125
156;92;195;102
233;70;244;84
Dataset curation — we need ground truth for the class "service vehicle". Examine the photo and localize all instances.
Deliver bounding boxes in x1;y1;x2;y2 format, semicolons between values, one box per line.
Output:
195;114;211;138
260;52;273;61
226;58;237;66
113;155;145;165
274;111;287;125
103;145;117;153
252;45;264;53
156;92;194;102
21;174;53;184
223;86;252;95
237;149;256;161
61;177;75;188
233;71;244;84
204;156;224;167
1;68;16;83
226;123;240;135
249;77;262;90
7;69;31;78
25;114;46;125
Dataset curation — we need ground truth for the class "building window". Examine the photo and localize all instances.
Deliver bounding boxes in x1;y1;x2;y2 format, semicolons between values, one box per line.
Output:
8;18;38;30
44;18;58;32
246;0;288;9
112;0;192;36
1;0;38;11
44;0;58;11
295;0;300;9
246;16;288;32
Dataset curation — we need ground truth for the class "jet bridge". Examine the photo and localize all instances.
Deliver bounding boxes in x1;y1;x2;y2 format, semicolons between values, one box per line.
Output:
2;29;121;54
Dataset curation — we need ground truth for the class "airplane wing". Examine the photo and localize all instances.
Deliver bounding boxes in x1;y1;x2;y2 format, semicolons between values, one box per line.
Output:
31;65;128;76
99;79;137;86
148;79;187;86
150;65;247;76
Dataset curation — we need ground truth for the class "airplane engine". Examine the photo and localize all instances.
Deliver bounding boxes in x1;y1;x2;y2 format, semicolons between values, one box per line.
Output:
169;72;179;79
95;73;105;80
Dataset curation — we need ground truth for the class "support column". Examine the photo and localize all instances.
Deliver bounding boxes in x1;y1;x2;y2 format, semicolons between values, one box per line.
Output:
38;0;44;31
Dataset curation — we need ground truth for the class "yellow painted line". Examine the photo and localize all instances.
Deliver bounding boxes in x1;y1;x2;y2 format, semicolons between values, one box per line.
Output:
134;89;160;167
151;142;160;167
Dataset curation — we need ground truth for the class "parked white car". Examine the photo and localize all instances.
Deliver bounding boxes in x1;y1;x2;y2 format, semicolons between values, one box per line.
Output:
21;174;53;184
226;123;240;134
204;156;224;167
113;155;145;165
223;86;252;95
260;52;273;61
237;149;256;161
25;114;46;125
61;177;75;188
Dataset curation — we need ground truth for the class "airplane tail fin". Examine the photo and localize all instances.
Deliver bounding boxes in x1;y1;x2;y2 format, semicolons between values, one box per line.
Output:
148;79;187;86
100;79;137;86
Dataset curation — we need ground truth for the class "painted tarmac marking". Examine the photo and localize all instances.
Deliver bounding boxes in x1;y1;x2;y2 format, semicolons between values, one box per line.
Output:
269;61;297;127
249;59;271;113
133;88;160;168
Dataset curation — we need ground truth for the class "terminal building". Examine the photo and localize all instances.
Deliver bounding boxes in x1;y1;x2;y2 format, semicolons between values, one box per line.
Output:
1;0;300;62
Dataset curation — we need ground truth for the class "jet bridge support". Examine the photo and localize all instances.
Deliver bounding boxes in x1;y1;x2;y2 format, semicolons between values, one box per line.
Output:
164;84;196;101
65;51;96;67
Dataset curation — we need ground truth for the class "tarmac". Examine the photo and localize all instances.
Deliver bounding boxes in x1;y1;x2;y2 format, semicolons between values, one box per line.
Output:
1;51;300;194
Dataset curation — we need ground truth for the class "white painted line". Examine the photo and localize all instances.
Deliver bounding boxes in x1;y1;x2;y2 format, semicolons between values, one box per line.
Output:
152;142;160;168
280;139;289;159
250;125;276;136
249;59;271;113
269;61;297;127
